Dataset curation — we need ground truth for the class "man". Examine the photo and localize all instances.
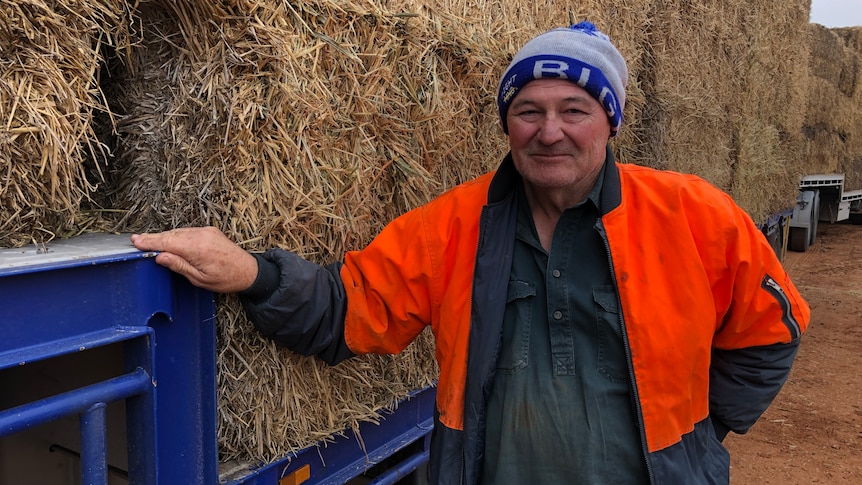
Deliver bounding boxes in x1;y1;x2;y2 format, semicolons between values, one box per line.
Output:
132;22;810;484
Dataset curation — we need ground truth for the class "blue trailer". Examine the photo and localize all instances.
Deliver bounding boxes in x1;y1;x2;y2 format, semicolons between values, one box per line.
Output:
0;233;433;484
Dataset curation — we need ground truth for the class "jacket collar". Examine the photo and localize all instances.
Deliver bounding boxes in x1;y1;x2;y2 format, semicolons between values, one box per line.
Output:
599;145;622;216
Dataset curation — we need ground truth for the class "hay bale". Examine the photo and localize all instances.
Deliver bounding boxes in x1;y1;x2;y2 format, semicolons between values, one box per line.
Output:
810;24;859;97
633;1;749;190
0;0;129;247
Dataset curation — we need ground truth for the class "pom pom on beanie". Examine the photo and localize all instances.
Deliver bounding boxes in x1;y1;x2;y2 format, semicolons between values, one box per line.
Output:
497;22;628;136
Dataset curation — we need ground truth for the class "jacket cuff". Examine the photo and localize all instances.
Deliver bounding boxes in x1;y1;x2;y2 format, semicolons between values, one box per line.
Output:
240;253;280;302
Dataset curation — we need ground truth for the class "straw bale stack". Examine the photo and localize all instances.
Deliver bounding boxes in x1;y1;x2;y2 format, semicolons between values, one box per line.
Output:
731;1;811;222
833;27;862;189
631;1;811;223
96;0;656;463
2;0;851;469
102;0;499;461
805;24;862;189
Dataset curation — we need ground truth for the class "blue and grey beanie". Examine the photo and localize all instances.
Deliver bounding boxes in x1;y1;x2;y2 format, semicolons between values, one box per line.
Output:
497;21;628;136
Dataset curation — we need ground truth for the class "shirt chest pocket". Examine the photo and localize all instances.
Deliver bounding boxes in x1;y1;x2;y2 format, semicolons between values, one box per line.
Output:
594;286;628;382
496;279;536;374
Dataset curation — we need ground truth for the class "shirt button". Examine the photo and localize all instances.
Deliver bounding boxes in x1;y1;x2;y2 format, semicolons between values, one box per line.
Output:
552;269;561;278
553;310;563;320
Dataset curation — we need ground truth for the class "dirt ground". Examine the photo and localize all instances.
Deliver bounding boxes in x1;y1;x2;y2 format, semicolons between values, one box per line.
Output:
724;222;862;484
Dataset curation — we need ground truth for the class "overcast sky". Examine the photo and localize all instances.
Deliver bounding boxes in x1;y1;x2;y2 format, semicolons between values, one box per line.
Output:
810;0;862;28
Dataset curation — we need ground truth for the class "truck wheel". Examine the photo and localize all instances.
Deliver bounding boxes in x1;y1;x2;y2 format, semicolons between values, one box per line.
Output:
789;190;820;252
789;226;810;252
809;190;820;247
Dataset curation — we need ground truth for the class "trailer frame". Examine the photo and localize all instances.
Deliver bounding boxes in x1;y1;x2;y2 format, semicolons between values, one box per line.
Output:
788;173;862;252
0;234;434;485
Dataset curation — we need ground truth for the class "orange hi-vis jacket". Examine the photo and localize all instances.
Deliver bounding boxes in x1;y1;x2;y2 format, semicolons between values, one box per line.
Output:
242;149;810;484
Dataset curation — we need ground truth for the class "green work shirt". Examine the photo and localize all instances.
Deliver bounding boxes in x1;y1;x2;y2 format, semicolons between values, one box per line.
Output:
481;172;649;484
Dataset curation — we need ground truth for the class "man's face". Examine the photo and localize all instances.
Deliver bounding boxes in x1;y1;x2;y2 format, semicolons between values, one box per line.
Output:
506;79;612;194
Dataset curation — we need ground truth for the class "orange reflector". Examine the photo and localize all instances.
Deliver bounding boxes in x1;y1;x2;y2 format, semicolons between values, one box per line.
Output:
279;464;311;485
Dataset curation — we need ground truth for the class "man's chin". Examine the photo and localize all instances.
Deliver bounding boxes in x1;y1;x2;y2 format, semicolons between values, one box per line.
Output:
521;174;576;191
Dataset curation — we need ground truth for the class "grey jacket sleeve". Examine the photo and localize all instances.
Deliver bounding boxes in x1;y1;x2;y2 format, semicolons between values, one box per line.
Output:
238;249;356;365
708;341;800;440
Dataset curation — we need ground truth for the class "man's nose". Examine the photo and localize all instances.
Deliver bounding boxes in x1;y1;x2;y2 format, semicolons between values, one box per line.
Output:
536;114;565;144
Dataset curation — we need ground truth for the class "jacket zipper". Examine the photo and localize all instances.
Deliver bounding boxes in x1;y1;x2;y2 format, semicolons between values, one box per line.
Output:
596;220;656;485
761;274;802;340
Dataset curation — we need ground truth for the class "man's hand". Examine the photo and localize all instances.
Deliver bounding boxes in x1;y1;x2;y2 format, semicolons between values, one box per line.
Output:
131;227;259;293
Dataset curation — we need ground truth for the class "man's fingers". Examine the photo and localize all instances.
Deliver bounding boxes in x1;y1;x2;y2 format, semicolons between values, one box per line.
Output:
131;231;180;252
130;233;158;251
132;229;197;257
130;227;256;293
155;252;189;276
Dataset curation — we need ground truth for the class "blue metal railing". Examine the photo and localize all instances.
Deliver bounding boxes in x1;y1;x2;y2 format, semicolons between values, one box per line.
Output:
0;234;218;484
0;368;151;437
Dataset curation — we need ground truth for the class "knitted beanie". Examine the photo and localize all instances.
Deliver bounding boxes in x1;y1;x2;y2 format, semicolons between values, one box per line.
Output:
497;21;628;136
